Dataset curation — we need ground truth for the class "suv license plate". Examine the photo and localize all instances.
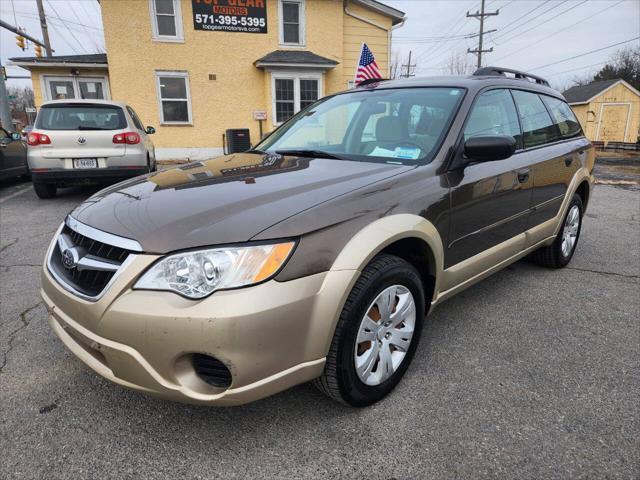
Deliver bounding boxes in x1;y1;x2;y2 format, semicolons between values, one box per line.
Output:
73;158;98;169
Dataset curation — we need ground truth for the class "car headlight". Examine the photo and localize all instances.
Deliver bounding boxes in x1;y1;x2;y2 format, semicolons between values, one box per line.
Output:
134;242;295;299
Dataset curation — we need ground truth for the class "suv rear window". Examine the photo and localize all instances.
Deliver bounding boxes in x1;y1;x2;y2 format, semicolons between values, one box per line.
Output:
36;104;127;131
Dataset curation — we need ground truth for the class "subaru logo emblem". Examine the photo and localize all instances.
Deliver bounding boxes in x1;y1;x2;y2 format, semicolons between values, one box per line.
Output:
77;136;87;145
62;249;77;269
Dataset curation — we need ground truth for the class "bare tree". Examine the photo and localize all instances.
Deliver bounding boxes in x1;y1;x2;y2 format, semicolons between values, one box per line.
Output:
390;51;403;79
442;52;475;76
7;86;35;111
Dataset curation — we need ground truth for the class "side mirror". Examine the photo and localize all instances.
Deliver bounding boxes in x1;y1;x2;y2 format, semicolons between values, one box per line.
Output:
11;132;22;141
145;126;156;135
464;135;516;162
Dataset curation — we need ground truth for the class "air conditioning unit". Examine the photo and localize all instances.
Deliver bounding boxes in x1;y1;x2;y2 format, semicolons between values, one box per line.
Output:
225;129;251;154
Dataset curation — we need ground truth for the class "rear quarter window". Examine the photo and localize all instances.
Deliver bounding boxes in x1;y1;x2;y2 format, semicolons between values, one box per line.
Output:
511;90;561;148
541;96;583;139
35;104;127;131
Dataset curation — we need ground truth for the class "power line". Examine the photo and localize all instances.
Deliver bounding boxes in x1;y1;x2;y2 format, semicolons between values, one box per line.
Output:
46;19;81;54
493;0;626;62
12;9;103;31
530;37;640;71
414;1;479;67
492;0;569;42
68;0;101;51
494;0;551;36
545;61;607;78
494;0;588;47
45;0;88;52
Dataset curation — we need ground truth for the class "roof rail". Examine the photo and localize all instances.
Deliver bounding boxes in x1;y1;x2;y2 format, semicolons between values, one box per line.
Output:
473;66;549;87
356;78;387;87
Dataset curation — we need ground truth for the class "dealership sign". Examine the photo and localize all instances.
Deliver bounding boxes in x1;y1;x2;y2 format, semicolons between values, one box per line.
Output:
192;0;267;33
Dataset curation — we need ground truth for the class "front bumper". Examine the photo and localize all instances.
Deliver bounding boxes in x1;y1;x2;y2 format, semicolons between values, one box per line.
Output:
42;252;357;406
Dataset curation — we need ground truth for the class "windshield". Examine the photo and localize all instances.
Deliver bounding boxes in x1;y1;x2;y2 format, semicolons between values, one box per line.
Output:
256;87;465;164
36;104;127;131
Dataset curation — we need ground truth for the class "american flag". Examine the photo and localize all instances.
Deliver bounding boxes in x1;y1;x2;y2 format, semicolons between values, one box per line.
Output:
355;43;382;85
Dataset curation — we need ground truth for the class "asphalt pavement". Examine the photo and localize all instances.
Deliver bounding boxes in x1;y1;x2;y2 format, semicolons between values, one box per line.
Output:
1;178;638;479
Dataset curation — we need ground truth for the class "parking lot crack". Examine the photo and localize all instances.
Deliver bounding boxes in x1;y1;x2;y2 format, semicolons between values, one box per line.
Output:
0;238;18;255
1;263;42;268
566;266;639;280
0;301;43;374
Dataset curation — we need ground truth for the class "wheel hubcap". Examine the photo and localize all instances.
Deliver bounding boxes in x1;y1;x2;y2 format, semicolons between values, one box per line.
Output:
561;205;580;257
354;285;416;386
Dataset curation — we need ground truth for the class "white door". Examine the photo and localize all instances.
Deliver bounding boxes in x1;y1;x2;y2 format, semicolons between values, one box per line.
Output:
44;76;109;101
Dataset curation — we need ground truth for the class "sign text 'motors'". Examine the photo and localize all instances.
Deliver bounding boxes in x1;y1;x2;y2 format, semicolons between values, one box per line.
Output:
192;0;268;34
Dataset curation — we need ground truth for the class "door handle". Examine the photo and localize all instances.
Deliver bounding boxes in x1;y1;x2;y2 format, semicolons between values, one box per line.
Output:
565;157;573;167
517;169;529;183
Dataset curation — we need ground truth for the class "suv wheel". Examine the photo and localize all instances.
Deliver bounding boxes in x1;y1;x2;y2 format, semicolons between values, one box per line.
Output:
315;254;425;407
33;182;57;199
529;193;583;268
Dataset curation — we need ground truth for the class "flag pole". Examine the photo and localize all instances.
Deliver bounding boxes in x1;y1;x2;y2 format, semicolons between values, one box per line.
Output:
354;42;364;86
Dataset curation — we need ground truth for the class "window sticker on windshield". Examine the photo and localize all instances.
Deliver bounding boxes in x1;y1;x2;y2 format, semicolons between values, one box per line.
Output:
394;147;421;159
370;146;421;160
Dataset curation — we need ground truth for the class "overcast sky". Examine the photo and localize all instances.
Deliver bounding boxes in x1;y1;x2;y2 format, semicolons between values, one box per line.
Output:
1;0;639;90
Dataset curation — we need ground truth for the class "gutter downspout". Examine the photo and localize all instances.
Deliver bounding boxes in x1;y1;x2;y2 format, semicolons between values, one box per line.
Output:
343;0;406;78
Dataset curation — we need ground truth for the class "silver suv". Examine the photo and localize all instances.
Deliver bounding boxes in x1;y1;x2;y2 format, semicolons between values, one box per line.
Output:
27;100;156;198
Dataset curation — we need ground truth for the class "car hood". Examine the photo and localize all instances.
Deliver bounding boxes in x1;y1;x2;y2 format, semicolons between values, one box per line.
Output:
70;153;413;253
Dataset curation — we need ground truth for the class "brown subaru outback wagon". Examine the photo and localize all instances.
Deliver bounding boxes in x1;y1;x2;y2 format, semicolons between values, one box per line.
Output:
42;67;594;407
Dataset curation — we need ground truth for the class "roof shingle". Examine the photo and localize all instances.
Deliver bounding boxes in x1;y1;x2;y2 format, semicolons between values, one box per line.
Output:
562;79;620;104
9;53;107;64
255;50;338;67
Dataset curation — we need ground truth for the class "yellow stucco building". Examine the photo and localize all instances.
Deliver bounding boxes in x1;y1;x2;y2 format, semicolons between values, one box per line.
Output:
10;0;405;160
563;79;640;144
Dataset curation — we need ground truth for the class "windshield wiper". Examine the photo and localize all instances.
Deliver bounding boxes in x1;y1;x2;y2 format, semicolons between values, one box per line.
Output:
245;148;267;154
275;149;347;160
77;126;107;130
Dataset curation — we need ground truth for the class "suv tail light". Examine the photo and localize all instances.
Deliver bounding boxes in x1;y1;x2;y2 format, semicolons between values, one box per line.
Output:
112;132;141;145
27;132;51;146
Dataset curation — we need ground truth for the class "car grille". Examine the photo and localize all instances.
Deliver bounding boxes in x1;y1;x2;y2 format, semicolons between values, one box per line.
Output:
192;354;232;388
48;221;136;299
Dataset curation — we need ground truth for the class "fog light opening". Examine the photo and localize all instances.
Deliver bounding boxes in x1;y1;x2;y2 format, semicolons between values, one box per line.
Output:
192;353;232;388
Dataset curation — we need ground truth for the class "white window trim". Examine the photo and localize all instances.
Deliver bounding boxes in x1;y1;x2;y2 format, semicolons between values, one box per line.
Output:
149;0;184;43
271;71;322;126
41;75;111;101
278;0;305;47
155;71;193;125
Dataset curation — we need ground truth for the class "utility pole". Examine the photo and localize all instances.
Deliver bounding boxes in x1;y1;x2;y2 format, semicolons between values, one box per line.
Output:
0;20;50;131
35;0;53;57
401;50;416;78
467;0;499;69
0;59;12;130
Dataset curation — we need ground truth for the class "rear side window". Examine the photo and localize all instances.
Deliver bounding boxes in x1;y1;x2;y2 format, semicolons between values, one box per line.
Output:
126;106;145;131
541;96;582;139
511;90;560;148
464;89;522;147
35;104;126;131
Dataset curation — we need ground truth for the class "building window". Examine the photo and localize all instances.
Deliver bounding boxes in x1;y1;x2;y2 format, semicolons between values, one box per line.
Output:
279;0;304;45
150;0;183;41
155;71;192;124
275;79;295;123
272;73;320;124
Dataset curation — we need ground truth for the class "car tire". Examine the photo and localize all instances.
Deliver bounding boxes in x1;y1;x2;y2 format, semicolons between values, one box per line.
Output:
314;254;425;407
147;154;157;173
529;193;583;268
33;182;57;199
